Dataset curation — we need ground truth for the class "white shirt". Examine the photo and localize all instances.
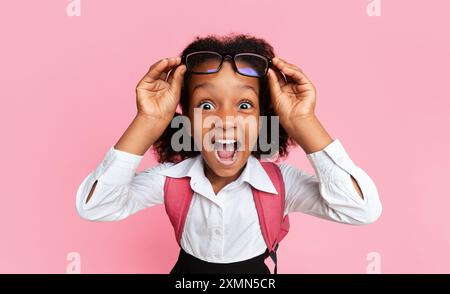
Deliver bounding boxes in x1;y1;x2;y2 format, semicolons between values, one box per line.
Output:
76;138;382;263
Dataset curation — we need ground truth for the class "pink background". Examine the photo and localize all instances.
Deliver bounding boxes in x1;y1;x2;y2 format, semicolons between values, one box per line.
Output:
1;0;449;273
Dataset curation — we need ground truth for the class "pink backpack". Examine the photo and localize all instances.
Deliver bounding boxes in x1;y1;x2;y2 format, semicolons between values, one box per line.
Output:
164;161;290;274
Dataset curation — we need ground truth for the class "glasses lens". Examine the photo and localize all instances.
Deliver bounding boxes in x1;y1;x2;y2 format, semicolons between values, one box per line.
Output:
186;52;222;73
234;53;268;77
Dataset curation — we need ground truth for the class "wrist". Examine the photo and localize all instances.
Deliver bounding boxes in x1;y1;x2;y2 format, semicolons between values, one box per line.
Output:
134;113;170;130
285;114;333;154
283;113;318;133
114;114;170;156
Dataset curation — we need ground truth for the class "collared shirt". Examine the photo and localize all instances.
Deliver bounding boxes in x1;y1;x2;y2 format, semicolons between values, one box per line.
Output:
76;139;382;263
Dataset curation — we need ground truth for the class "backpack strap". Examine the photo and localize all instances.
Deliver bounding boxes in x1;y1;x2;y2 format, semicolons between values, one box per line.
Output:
163;176;193;245
164;162;290;274
254;161;290;274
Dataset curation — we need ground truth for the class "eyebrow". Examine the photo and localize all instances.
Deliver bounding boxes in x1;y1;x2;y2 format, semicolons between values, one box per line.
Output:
191;82;258;95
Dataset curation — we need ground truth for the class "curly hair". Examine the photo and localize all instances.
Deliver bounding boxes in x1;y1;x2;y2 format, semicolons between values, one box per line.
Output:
152;33;294;163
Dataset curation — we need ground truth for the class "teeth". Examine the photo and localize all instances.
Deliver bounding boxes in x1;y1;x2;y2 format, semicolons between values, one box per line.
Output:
213;138;237;151
215;139;236;144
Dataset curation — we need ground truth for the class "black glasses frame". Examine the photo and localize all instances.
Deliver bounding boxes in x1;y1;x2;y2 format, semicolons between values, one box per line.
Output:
181;50;273;78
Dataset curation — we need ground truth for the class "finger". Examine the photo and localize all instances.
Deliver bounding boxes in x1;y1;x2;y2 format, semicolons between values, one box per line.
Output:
293;83;315;94
272;58;300;84
165;68;174;83
273;58;312;86
166;66;178;84
160;70;169;82
276;66;295;84
168;64;187;99
144;58;170;82
272;67;288;87
281;66;312;86
166;56;182;83
267;68;282;101
162;56;182;81
282;70;295;84
273;57;303;72
142;57;181;84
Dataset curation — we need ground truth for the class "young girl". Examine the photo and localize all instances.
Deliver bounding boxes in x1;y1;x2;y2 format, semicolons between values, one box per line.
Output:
76;34;382;274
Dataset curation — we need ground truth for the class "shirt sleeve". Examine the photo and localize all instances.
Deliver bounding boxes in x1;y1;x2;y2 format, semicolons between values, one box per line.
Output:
280;138;382;225
75;146;168;222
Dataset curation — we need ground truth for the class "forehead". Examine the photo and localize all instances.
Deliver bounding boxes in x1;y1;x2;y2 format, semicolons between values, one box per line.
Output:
188;61;259;95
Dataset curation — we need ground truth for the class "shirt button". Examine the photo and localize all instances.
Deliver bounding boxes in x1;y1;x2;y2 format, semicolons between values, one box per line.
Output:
214;229;221;235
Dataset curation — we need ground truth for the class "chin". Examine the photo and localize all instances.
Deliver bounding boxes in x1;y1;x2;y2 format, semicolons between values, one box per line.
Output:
202;149;250;178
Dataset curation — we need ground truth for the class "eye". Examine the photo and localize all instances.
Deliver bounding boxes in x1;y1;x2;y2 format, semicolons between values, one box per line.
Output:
238;100;253;110
198;100;215;110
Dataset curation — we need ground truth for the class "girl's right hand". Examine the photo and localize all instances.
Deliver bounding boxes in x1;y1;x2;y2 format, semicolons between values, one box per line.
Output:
135;57;187;124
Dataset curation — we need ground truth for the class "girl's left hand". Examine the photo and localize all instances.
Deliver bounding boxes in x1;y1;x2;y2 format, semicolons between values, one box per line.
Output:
267;57;317;131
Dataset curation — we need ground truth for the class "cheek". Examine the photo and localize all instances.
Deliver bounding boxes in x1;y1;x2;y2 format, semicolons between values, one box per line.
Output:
191;121;204;148
190;115;216;149
242;113;260;144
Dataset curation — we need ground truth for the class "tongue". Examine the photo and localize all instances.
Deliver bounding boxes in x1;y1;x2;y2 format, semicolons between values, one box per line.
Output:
217;150;234;160
217;144;235;160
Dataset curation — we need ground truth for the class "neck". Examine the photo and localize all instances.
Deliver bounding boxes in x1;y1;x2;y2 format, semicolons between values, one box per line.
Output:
203;163;244;195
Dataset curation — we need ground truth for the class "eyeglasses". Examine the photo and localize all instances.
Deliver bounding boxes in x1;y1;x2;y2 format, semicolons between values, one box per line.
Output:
181;51;273;78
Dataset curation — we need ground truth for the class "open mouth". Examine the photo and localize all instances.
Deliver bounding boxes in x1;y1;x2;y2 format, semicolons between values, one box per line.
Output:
212;138;242;166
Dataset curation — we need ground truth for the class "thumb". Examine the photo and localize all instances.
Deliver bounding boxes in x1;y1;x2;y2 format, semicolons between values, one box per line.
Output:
168;65;187;98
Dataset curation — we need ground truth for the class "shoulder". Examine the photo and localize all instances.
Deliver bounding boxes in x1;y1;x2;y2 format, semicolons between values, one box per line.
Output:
141;161;176;175
142;155;200;178
276;162;311;178
275;162;315;190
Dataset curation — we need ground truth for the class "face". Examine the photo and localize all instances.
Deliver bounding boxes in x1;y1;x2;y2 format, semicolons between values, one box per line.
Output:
187;60;260;179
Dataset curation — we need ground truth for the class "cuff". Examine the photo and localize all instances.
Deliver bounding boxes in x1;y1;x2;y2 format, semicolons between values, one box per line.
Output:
306;138;356;175
97;146;144;185
306;138;366;204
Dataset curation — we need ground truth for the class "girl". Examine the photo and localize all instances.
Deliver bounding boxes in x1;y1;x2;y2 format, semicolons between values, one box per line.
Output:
76;34;382;274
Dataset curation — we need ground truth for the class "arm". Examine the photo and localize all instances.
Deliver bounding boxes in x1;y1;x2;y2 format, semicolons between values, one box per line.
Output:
268;57;365;199
75;149;168;221
76;56;186;220
280;139;382;224
281;114;364;199
267;57;381;223
83;114;166;205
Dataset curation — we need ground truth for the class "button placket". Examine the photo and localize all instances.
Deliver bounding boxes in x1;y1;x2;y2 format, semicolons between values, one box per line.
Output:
208;206;224;260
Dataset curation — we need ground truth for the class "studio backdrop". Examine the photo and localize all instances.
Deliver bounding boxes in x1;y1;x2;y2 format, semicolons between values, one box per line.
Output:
1;0;449;273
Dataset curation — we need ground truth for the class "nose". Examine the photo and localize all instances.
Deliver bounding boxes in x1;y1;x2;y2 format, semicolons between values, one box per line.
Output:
216;109;236;126
214;107;238;135
222;55;234;68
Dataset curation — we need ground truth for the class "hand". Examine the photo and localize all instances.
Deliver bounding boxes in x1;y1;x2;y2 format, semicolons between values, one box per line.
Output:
114;57;186;156
135;57;186;123
267;57;317;132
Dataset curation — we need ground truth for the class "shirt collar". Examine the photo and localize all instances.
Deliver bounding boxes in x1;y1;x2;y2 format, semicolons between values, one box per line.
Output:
157;155;214;199
157;154;278;195
239;155;278;195
157;154;204;179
